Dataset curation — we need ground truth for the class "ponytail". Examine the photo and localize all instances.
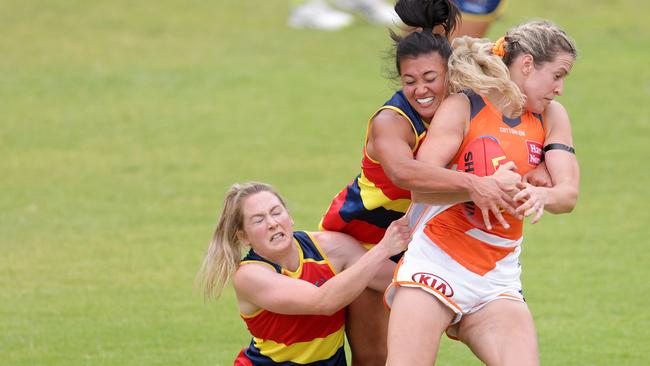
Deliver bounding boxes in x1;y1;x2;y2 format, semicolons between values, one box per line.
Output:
449;36;525;116
390;0;460;74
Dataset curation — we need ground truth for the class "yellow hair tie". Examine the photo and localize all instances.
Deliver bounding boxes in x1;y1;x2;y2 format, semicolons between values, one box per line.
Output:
491;37;506;58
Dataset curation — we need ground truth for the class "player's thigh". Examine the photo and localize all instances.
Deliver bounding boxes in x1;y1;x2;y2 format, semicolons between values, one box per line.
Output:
346;288;389;366
386;287;454;366
457;299;538;366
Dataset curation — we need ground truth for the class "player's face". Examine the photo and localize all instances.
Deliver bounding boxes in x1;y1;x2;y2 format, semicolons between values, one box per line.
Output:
239;191;294;258
522;52;575;113
399;52;448;123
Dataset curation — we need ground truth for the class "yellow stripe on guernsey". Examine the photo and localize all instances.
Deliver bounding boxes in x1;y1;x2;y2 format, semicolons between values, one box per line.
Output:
364;105;425;165
279;237;336;279
305;231;338;275
357;171;411;213
254;325;345;364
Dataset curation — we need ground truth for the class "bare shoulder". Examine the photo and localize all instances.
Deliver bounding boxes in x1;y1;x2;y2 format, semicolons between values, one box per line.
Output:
440;92;470;110
446;91;470;104
431;93;470;127
371;108;415;137
544;101;573;144
545;100;570;123
309;231;365;271
373;108;407;124
232;261;278;290
310;230;361;253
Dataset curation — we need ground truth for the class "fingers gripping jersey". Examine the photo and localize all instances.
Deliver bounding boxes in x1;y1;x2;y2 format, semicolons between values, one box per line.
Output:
320;91;428;246
235;231;346;366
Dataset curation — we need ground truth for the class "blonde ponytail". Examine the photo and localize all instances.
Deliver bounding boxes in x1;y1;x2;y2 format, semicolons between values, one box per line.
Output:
448;36;525;116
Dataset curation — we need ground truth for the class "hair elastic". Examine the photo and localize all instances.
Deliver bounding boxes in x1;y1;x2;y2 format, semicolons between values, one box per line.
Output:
491;37;506;58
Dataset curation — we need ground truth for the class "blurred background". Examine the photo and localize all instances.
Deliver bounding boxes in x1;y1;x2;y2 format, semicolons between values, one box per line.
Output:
1;0;649;364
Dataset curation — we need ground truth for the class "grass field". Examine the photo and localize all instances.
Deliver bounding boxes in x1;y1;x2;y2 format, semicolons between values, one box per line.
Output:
1;0;649;365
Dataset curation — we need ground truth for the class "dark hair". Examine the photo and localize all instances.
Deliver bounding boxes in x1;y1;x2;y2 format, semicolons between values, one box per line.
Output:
390;0;460;74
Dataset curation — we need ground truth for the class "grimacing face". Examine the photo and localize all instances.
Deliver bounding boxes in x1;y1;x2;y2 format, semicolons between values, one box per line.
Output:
238;191;294;259
399;52;448;123
521;52;575;113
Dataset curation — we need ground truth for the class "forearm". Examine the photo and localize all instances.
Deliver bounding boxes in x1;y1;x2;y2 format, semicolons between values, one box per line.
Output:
367;259;397;292
312;245;391;315
411;191;470;205
543;183;579;214
389;159;475;193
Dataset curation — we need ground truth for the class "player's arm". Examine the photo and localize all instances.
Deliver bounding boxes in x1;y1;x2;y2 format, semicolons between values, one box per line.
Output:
367;109;438;191
522;161;553;187
515;101;580;221
232;219;410;316
370;99;520;206
368;108;477;193
315;231;396;293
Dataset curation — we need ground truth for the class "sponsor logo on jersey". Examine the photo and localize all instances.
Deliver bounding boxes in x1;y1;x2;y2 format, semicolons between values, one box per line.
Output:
411;272;454;297
526;140;543;166
500;126;526;136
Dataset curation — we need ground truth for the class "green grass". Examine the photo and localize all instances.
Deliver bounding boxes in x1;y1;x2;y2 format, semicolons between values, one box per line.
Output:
1;0;649;365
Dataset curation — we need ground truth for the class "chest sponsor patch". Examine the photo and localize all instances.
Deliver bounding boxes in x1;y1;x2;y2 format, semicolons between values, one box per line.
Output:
526;140;543;166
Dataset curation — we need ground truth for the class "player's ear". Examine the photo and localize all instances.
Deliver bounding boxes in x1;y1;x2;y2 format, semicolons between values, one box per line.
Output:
237;230;249;247
521;54;534;75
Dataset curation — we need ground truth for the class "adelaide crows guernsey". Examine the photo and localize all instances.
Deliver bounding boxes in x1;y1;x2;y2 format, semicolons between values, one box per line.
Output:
234;231;346;366
320;91;428;246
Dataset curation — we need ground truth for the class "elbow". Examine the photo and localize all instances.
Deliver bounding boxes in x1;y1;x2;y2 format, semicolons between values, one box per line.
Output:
563;187;579;213
310;292;344;316
549;188;579;214
562;196;578;214
312;301;342;316
551;203;575;214
385;169;415;190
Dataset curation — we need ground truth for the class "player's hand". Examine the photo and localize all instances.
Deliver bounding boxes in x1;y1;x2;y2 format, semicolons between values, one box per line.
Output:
377;216;411;256
514;182;549;224
469;161;521;230
492;161;523;190
523;161;553;187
